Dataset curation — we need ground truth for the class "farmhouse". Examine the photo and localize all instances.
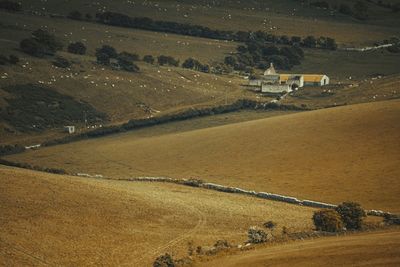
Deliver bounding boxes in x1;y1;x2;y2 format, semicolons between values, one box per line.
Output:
249;63;330;94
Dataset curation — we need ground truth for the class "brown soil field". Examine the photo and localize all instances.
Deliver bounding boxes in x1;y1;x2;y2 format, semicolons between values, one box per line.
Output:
7;99;400;212
0;166;315;266
198;229;400;267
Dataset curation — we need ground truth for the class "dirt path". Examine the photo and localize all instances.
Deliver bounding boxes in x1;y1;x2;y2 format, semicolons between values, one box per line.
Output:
199;230;400;267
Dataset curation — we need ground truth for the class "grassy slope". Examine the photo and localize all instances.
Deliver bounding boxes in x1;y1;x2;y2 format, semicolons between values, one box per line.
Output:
19;0;400;45
0;166;315;266
198;230;400;267
7;99;400;212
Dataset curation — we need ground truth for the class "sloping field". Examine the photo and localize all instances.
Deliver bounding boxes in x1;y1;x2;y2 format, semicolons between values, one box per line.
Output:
0;166;315;266
7;100;400;212
198;230;400;267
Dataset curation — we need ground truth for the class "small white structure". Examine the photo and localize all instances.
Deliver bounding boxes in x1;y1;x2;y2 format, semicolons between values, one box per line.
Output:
248;63;330;94
64;125;75;134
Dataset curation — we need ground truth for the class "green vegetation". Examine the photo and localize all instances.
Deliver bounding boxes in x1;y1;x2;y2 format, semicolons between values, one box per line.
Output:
157;55;179;66
313;209;344;232
182;58;209;73
20;29;63;57
95;45;140;72
1;84;106;132
153;253;175;267
0;0;21;12
335;202;366;230
67;41;87;55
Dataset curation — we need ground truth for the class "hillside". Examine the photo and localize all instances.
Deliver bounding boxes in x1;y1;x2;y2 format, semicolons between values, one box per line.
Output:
7;99;400;212
0;166;315;266
198;230;400;267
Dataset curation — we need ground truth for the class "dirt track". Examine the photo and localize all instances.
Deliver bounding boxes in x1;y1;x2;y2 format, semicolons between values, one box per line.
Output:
199;230;400;267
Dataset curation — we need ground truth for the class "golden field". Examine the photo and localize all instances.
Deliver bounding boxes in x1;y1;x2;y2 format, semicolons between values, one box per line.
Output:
0;166;315;266
7;99;400;212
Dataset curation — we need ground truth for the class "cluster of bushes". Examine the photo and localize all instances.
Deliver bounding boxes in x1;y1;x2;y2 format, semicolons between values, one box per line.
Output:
225;42;305;71
0;158;66;175
313;202;366;232
0;54;19;65
94;11;337;50
95;45;140;72
20;29;63;58
182;58;210;73
0;0;21;12
0;144;25;156
52;56;71;68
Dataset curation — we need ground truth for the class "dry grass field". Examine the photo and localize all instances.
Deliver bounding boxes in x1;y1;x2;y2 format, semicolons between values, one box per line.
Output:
7;99;400;213
198;230;400;267
0;165;315;266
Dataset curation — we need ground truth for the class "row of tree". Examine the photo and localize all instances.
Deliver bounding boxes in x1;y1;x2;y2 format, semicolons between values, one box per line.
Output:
94;11;337;50
225;42;305;71
309;0;370;20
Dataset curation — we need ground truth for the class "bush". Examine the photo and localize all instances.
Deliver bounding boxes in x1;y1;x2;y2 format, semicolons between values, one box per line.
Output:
8;54;19;64
335;202;366;230
339;4;353;15
20;38;46;57
96;45;118;59
117;56;140;72
263;221;277;230
157;55;179;66
313;209;344;232
67;42;87;55
303;36;317;48
153;253;175;267
0;0;21;12
32;29;63;52
52;56;71;68
248;227;268;244
143;55;155;64
118;51;140;61
383;214;400;225
68;10;82;20
96;52;110;65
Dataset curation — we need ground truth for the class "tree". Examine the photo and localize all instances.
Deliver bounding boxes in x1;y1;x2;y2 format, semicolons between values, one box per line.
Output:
335;202;366;230
326;37;338;50
118;51;140;61
339;4;353;15
143;55;155;64
157;55;179;66
353;1;368;20
8;54;19;64
117;56;140;72
313;209;344;232
67;42;87;55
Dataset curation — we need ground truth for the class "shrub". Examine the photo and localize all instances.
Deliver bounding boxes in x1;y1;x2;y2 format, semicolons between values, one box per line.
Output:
248;227;268;244
303;35;317;48
263;221;277;230
68;10;82;20
0;0;21;12
32;29;63;53
224;55;236;66
96;52;110;65
20;38;46;57
313;209;344;232
52;56;71;68
67;42;87;55
157;55;179;66
335;202;366;230
143;55;155;64
117;56;140;72
214;240;230;250
96;45;118;59
153;253;175;267
8;54;19;64
118;51;140;61
383;214;400;225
